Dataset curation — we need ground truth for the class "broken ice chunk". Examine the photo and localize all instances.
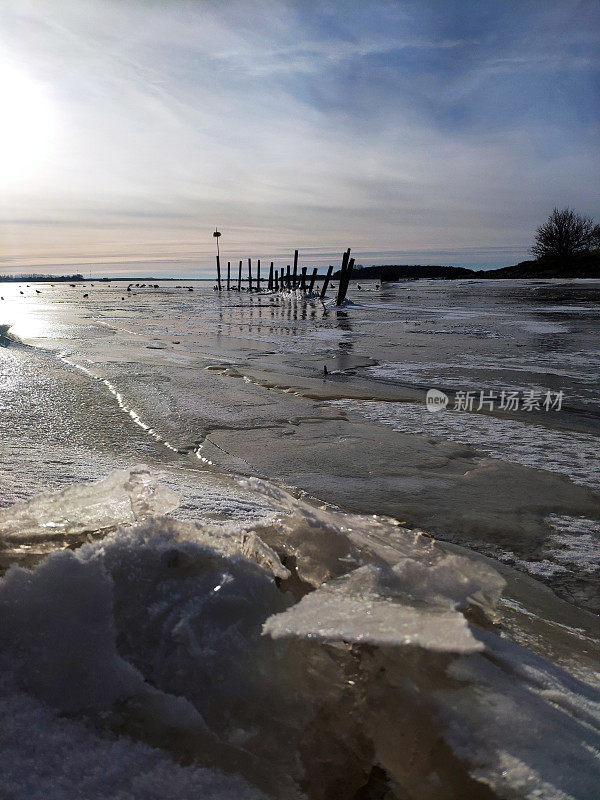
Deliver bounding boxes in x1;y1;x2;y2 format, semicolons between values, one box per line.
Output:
243;478;505;622
263;564;484;653
240;532;291;580
0;466;179;546
240;478;363;586
263;590;482;652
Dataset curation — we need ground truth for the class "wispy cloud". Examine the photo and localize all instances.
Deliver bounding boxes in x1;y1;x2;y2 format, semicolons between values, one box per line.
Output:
0;0;598;274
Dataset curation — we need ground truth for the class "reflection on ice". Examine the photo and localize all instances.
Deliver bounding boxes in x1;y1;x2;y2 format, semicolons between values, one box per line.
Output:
0;295;50;342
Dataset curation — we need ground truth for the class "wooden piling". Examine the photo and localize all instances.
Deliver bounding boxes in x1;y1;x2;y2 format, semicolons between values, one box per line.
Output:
227;261;231;291
248;258;253;292
216;254;222;291
345;258;355;300
274;269;279;291
308;267;318;294
300;267;307;291
286;264;291;289
337;256;354;305
335;250;350;305
336;250;351;304
320;264;334;300
268;262;274;290
292;250;298;289
238;260;242;291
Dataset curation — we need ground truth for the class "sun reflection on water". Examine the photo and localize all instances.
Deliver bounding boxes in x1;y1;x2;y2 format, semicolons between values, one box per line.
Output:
0;292;49;342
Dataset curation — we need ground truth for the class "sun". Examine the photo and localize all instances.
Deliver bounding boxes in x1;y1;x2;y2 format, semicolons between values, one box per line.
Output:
0;63;57;184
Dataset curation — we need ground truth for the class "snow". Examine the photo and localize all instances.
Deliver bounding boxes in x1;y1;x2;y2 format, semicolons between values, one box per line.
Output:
1;468;599;799
0;669;265;800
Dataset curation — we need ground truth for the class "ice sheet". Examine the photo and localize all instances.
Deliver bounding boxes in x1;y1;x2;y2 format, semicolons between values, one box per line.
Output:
332;398;600;490
263;566;482;651
243;477;505;615
0;465;179;545
1;468;599;800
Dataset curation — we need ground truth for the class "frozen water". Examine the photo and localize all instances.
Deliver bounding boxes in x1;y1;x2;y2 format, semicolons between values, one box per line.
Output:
546;515;600;571
441;630;600;800
1;470;599;799
0;465;179;546
331;399;600;490
2;279;600;798
263;565;483;651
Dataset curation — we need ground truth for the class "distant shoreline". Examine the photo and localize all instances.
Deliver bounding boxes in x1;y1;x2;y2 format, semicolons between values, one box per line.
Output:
333;252;600;281
1;251;598;282
0;275;199;283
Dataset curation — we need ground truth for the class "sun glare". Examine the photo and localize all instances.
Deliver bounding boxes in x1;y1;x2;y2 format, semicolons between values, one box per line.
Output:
0;293;47;341
0;63;57;184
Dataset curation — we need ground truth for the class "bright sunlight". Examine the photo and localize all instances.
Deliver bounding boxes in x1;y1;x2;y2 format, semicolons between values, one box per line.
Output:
0;63;57;184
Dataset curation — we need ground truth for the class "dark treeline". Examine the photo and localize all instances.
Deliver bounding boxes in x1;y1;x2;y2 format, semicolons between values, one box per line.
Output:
332;265;474;280
331;254;599;281
0;274;84;282
479;251;600;279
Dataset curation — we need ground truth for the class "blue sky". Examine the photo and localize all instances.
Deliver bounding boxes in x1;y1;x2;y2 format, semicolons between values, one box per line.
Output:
1;0;598;275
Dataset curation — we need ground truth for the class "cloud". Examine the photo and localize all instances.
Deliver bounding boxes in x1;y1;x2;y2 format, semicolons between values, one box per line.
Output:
0;0;598;273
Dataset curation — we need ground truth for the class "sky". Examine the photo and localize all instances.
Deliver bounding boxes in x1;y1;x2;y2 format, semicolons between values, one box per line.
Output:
0;0;598;276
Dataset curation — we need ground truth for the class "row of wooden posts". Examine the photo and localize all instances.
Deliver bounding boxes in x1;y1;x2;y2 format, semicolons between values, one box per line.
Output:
215;248;354;306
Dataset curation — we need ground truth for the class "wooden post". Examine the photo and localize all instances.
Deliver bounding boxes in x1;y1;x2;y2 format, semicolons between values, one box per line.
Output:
238;260;242;291
337;256;354;305
257;259;261;292
292;250;298;289
286;264;291;288
338;253;353;304
300;267;307;291
268;262;274;290
336;249;351;305
214;229;222;291
320;264;334;300
216;254;222;291
274;269;279;291
248;258;253;292
227;261;231;291
344;257;355;300
308;267;318;294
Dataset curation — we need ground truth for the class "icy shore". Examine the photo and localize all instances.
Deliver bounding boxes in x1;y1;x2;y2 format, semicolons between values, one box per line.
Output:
1;468;599;799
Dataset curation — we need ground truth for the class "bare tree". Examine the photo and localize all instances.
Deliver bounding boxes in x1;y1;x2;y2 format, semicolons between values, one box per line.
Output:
532;207;596;259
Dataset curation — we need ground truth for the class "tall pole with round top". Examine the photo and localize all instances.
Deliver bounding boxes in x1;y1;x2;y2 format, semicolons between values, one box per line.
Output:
213;228;222;291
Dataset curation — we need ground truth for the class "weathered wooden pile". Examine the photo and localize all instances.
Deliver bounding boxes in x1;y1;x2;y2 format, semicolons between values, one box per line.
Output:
216;248;354;306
